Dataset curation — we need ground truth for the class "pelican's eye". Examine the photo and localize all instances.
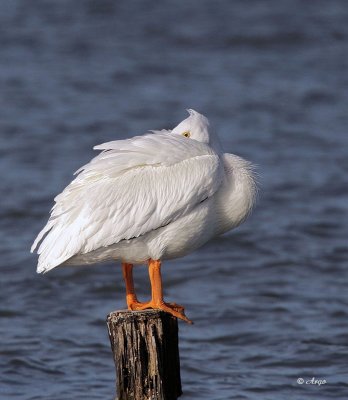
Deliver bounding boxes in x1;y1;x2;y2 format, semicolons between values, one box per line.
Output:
182;131;191;138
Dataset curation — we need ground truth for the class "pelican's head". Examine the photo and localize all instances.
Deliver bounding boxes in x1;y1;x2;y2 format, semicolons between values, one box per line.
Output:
171;109;221;151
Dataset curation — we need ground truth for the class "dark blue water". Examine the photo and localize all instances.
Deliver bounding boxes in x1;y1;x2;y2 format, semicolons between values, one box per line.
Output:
1;1;348;399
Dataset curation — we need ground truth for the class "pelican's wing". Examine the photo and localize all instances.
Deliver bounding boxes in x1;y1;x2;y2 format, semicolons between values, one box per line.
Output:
31;132;223;273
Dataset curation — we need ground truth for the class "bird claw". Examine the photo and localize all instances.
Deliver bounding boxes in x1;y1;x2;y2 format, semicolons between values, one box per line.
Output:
159;302;193;324
128;300;192;324
165;302;185;313
126;294;144;310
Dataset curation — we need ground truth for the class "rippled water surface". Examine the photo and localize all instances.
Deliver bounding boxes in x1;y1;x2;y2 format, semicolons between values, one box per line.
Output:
1;1;348;399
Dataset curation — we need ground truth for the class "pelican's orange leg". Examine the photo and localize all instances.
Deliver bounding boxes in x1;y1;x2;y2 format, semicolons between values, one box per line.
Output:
122;262;145;310
131;259;192;324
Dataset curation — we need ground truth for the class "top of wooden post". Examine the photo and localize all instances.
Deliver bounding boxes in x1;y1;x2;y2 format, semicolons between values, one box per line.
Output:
107;309;182;400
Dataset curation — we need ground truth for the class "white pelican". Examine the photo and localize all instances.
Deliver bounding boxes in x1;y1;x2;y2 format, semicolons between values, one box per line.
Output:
31;110;256;323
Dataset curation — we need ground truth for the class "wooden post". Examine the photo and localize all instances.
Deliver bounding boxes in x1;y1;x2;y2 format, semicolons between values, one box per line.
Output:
107;309;182;400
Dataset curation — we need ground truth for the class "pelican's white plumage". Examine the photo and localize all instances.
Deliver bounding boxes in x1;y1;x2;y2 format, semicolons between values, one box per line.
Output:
32;109;256;274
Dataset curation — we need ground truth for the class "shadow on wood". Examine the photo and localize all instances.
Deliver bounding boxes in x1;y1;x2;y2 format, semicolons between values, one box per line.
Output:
107;309;182;400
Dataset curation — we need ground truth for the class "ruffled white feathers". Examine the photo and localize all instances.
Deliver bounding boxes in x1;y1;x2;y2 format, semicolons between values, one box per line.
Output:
32;109;257;274
32;128;223;273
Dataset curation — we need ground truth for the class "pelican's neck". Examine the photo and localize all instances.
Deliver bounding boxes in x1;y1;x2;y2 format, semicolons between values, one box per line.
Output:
215;153;257;235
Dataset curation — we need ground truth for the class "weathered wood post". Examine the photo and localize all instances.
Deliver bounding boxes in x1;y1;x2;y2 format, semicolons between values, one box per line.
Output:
107;309;182;400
